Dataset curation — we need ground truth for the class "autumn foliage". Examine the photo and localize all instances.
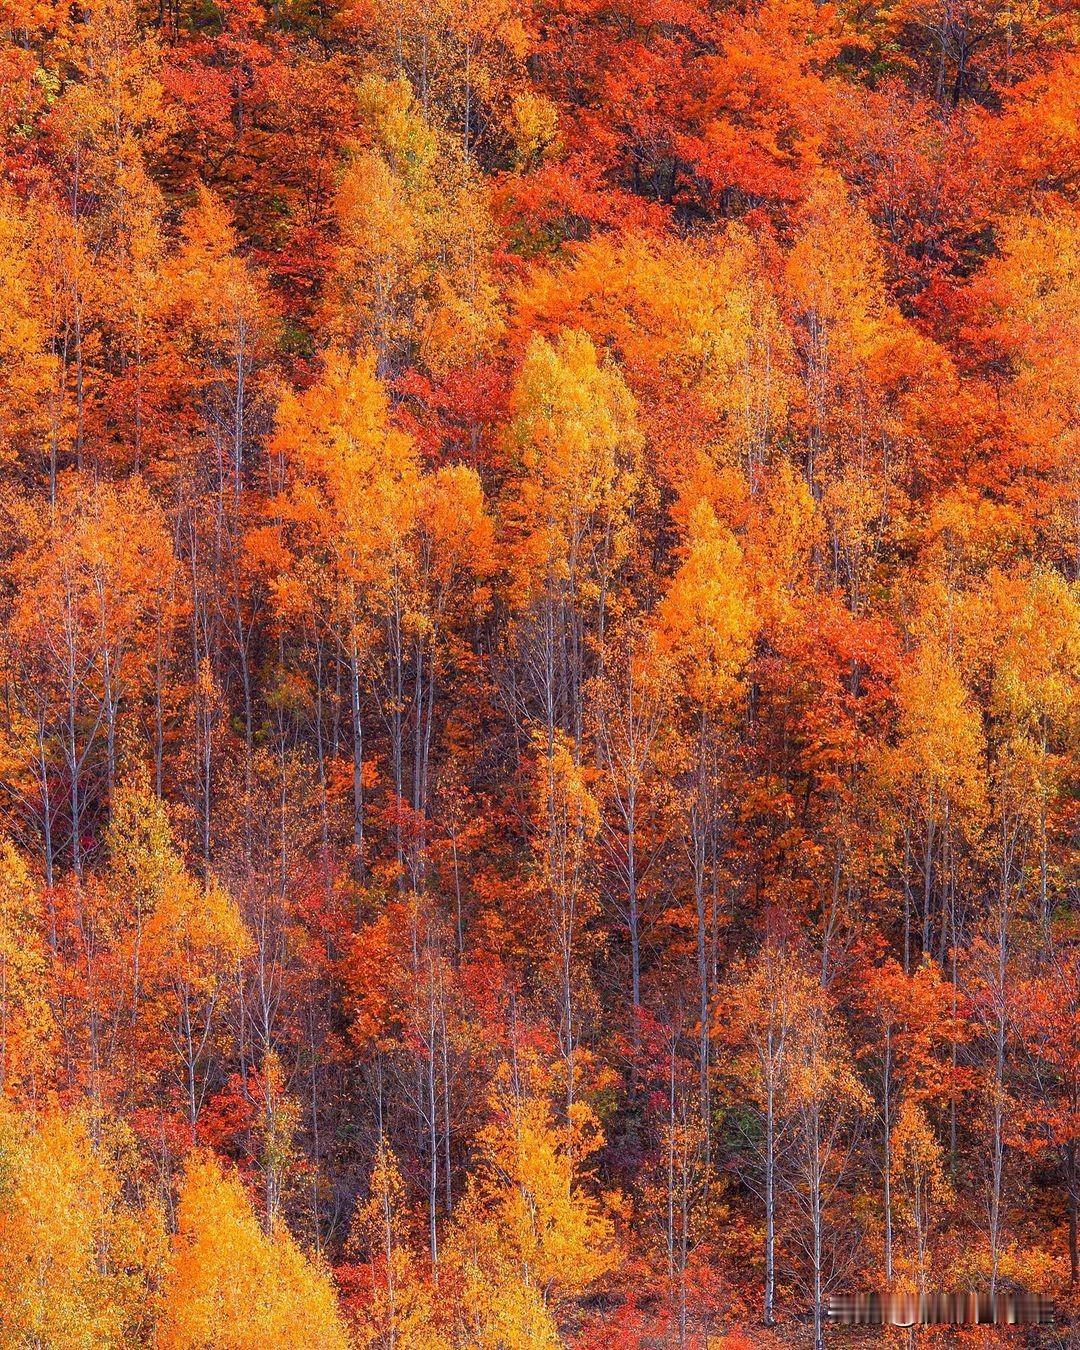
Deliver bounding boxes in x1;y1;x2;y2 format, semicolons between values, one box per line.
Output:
0;0;1077;1342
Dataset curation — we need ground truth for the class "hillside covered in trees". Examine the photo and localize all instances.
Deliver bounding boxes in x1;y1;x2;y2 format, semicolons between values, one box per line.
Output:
0;0;1077;1341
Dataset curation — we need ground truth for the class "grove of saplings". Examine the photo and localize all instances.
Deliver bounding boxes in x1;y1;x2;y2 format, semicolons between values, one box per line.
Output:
0;0;1076;1343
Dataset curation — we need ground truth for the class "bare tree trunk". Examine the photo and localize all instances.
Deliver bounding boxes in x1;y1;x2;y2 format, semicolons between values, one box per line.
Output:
349;627;364;877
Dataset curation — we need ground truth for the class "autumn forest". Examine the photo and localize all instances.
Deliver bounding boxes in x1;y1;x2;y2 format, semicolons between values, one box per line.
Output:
0;0;1077;1340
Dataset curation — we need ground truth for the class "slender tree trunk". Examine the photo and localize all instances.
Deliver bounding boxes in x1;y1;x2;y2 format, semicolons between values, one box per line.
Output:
765;1069;777;1324
349;628;364;876
883;1028;894;1284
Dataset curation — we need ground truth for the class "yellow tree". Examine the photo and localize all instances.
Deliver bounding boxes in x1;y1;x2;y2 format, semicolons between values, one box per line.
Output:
979;207;1080;573
0;839;53;1098
108;779;250;1134
165;188;274;497
355;0;531;166
408;462;494;849
947;566;1079;1296
4;473;175;879
448;1064;617;1340
389;460;493;883
655;496;758;1124
95;777;248;1136
30;0;172;485
43;0;171;477
974;565;1080;938
269;348;420;873
502;327;642;746
785;174;892;486
104;778;187;1031
784;174;932;608
0;200;57;475
532;731;600;1114
502;333;642;1119
889;1098;952;1296
323;75;501;379
0;1107;161;1346
143;868;250;1137
160;1152;349;1349
161;188;274;852
517;229;796;494
883;638;986;969
655;498;757;713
